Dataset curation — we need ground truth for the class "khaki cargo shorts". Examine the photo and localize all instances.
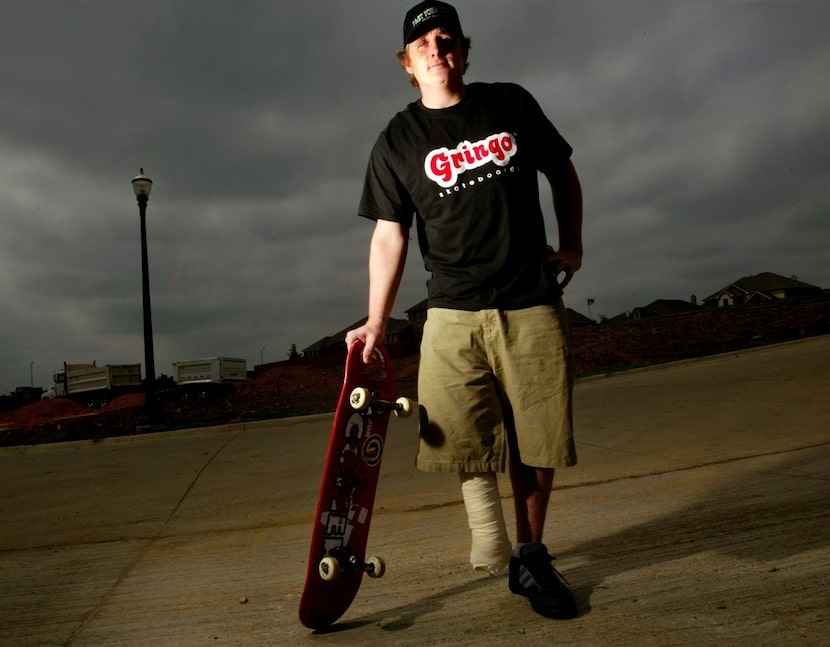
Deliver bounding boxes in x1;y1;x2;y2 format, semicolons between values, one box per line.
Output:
416;300;577;473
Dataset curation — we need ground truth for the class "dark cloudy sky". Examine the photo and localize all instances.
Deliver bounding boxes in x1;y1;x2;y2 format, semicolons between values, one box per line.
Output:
1;0;828;394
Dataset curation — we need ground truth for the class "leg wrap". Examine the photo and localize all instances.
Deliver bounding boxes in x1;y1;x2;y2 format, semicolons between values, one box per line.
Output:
460;472;511;574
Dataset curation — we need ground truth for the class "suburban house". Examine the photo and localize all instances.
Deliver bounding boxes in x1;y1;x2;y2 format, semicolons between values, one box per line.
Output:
404;299;429;341
702;272;822;308
302;317;412;358
564;307;595;327
613;298;702;321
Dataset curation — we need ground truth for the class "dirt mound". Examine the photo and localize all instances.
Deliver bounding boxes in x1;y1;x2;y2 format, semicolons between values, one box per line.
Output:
235;362;345;420
102;392;146;411
6;398;94;430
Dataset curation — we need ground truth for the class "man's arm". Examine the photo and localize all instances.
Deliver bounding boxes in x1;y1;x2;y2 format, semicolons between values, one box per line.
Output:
345;218;409;362
543;159;583;289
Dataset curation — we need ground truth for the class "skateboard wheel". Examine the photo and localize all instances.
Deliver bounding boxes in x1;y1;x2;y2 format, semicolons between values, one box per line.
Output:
394;397;414;418
366;556;385;578
319;556;341;581
350;387;371;411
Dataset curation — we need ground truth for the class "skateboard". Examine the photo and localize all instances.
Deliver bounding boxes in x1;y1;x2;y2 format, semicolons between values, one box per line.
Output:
298;340;413;629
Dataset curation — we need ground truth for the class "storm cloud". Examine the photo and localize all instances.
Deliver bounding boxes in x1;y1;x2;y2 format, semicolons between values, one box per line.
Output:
1;0;827;393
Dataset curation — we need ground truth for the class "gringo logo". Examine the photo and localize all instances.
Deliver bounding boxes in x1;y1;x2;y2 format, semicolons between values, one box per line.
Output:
425;132;517;189
362;435;384;467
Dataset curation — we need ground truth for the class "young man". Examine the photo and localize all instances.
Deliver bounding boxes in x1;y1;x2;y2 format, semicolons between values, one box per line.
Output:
346;1;583;619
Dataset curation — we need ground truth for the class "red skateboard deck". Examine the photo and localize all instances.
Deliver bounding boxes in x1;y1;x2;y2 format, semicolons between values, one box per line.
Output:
298;340;412;629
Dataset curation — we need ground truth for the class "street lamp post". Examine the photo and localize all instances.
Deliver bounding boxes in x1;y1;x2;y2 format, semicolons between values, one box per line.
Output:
132;169;157;420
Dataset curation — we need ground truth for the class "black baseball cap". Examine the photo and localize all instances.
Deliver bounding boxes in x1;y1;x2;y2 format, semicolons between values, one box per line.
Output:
403;1;464;47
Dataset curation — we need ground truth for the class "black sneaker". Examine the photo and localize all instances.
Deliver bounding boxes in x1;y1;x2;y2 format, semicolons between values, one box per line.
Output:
508;543;578;619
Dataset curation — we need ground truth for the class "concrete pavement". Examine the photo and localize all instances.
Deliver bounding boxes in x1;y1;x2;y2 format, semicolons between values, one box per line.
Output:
0;336;828;646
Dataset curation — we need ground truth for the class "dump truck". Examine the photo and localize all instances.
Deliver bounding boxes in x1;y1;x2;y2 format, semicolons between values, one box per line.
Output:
171;357;247;387
42;362;143;406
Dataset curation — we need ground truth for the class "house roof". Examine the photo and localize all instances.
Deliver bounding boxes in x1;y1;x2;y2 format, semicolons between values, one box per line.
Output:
405;299;428;314
302;317;410;354
704;272;820;301
637;299;701;316
566;308;594;326
608;298;700;321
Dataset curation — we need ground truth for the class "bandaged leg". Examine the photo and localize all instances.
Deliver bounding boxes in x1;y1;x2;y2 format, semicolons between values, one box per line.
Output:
460;472;512;575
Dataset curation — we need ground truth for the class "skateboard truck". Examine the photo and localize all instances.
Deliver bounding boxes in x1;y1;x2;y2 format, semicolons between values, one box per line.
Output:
319;546;386;582
350;387;414;417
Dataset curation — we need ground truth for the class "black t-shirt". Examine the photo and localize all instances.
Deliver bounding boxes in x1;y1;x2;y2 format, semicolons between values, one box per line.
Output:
359;82;572;310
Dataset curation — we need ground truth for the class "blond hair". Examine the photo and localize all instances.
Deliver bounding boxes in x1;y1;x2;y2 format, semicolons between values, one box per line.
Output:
396;37;471;88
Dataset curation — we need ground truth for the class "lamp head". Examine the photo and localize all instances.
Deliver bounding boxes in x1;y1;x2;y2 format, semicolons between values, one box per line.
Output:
132;168;153;199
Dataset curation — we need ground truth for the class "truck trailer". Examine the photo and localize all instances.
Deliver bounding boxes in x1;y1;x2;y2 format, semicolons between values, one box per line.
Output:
172;357;247;387
42;362;143;406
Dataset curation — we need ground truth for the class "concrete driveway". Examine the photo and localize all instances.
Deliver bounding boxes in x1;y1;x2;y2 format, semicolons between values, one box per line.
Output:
1;336;827;646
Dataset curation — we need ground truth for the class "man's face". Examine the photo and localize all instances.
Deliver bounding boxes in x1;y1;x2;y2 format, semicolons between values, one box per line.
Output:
403;26;466;91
